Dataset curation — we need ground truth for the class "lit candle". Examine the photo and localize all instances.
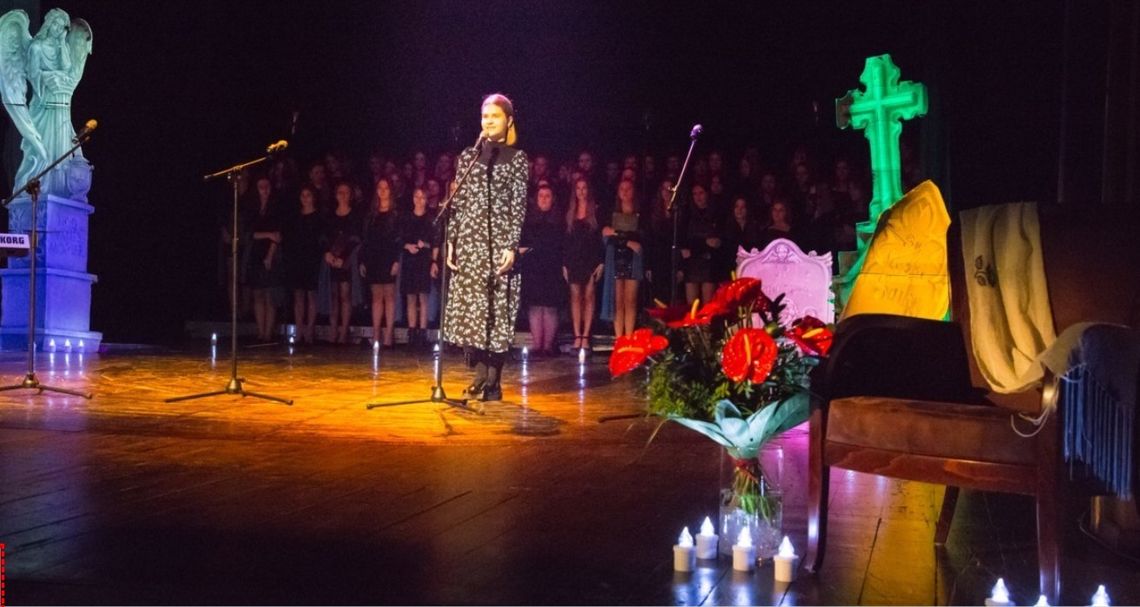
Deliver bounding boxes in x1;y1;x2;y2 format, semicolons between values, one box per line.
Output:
48;338;56;353
1090;585;1110;607
694;517;718;560
1035;595;1050;607
77;339;85;352
210;332;218;346
522;346;529;360
732;528;755;572
64;338;72;353
773;536;798;582
673;526;695;572
578;348;587;364
985;578;1014;607
373;339;381;353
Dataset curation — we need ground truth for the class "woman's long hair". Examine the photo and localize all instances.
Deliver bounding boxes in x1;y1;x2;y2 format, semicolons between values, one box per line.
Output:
565;179;598;233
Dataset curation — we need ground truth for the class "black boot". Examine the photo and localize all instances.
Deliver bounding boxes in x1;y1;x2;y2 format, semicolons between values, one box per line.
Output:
462;348;487;400
481;351;505;402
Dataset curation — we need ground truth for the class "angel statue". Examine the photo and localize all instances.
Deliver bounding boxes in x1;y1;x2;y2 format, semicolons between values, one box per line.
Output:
0;8;93;200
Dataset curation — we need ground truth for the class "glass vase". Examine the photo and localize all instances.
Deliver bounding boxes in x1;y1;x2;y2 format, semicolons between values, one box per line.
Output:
718;450;783;558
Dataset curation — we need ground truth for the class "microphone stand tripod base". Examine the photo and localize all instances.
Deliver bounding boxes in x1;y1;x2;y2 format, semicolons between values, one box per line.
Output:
366;383;485;415
0;371;92;399
165;376;293;405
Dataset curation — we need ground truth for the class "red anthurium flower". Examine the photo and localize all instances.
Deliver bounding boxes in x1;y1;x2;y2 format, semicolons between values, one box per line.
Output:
721;328;779;384
710;277;772;314
609;328;669;377
646;302;691;324
787;316;833;356
692;298;730;322
666;299;715;328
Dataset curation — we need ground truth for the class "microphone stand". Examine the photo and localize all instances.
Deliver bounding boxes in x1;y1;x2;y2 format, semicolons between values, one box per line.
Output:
0;133;96;399
599;125;701;424
166;146;293;405
366;137;486;415
667;125;702;305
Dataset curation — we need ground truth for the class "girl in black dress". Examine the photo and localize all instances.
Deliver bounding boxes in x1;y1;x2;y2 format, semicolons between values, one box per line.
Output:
245;176;283;342
647;178;681;305
519;184;565;356
720;196;764;278
284;184;325;345
359;178;401;348
324;182;361;344
400;187;435;349
682;183;722;305
757;199;799;250
602;179;645;338
562;178;604;350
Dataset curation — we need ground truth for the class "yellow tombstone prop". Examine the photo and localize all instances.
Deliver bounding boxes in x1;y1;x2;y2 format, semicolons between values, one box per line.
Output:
841;180;951;321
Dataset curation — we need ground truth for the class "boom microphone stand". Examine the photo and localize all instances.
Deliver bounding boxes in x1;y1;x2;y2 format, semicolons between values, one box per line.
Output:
668;124;703;305
0;125;99;399
367;134;487;415
599;124;702;423
166;141;293;405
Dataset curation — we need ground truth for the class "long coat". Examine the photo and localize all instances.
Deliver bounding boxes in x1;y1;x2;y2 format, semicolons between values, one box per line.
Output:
441;143;528;352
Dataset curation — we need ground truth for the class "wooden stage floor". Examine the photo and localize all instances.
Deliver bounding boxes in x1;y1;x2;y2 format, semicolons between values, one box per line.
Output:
1;346;1136;605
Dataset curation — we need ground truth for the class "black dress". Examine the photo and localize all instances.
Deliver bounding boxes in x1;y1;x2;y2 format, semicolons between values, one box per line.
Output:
606;211;644;281
399;210;435;295
563;219;603;285
325;207;362;283
244;203;283;289
283;210;325;291
683;204;720;284
647;214;680;304
519;213;566;307
720;218;764;277
360;210;402;285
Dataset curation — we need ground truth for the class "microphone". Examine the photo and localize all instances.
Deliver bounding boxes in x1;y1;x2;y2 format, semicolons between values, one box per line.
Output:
475;130;489;148
689;124;703;140
266;140;288;154
73;119;97;143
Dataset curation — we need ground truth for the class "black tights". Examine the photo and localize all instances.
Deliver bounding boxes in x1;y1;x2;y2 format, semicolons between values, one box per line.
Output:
468;347;505;390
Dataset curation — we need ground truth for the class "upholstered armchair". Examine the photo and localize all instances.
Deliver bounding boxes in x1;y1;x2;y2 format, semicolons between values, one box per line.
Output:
804;209;1139;604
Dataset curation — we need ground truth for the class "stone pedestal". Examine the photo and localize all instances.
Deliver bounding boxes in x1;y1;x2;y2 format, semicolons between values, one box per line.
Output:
0;192;101;351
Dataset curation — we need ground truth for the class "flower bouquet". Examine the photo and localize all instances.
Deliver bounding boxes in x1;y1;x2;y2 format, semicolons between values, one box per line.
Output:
609;277;833;556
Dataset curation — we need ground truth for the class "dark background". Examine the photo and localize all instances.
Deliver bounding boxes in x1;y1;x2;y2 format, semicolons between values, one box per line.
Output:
0;1;1107;343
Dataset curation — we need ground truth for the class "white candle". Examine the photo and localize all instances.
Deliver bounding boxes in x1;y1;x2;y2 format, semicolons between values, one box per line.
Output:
732;528;755;572
985;578;1014;607
773;536;798;582
673;527;695;572
1090;585;1110;607
1034;595;1050;607
694;516;718;560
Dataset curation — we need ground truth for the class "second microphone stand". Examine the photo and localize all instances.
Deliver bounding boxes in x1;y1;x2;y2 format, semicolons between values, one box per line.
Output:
367;139;486;415
599;124;700;424
668;125;702;305
0;134;96;399
166;148;292;405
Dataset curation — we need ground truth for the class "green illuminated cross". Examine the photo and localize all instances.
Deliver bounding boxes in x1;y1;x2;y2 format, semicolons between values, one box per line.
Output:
837;54;927;240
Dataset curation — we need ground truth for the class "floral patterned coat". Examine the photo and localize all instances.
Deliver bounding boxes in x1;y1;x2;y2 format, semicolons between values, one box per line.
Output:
441;142;528;352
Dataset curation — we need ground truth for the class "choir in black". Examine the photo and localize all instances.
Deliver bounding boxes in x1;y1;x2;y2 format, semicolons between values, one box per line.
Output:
226;141;884;351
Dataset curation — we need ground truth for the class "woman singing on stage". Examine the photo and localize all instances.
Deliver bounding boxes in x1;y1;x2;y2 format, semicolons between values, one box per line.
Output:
441;93;528;402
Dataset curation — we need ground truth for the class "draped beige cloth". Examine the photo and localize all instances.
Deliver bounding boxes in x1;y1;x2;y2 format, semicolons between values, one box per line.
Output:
959;202;1061;393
